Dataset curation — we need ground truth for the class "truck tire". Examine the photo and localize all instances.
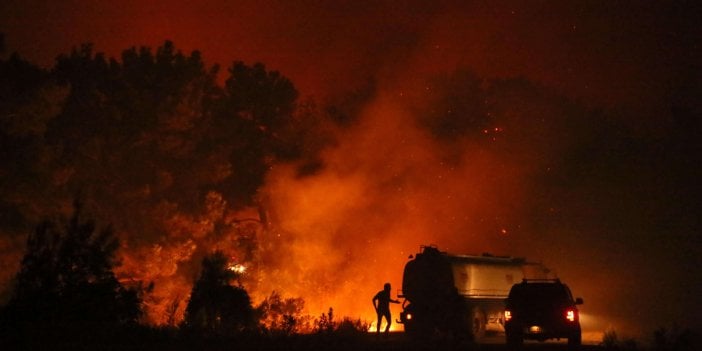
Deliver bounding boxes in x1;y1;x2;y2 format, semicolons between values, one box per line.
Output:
471;307;486;342
506;331;523;349
406;318;432;340
568;331;581;350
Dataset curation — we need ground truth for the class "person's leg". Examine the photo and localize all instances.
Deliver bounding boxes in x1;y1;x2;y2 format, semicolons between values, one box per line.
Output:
383;311;391;334
377;313;382;334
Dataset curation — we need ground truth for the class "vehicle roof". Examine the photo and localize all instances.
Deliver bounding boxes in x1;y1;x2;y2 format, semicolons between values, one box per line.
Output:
508;280;574;301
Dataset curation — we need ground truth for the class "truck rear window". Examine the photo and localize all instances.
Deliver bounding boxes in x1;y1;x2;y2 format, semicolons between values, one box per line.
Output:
509;284;572;303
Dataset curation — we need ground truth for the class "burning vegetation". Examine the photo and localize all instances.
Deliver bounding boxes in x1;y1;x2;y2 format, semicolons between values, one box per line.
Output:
0;39;700;342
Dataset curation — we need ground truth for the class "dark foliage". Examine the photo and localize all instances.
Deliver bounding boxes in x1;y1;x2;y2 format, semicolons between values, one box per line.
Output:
40;40;312;217
0;200;142;330
312;307;369;338
216;60;301;200
183;251;255;336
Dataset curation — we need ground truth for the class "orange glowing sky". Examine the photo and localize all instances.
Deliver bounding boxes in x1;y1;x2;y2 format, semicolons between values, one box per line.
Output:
2;1;697;112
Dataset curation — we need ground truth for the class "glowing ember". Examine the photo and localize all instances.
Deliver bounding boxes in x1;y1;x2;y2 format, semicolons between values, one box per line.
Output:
228;263;246;274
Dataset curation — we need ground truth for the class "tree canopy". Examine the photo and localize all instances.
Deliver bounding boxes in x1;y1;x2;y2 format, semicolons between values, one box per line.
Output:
184;251;254;335
2;200;141;327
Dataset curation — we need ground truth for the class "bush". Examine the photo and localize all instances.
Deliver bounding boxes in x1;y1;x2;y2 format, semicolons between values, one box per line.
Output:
602;328;619;349
335;317;370;337
314;308;335;334
312;308;369;337
256;291;307;335
600;328;640;351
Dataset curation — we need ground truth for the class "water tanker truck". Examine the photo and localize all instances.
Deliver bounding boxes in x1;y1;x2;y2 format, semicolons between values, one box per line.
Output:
398;245;549;341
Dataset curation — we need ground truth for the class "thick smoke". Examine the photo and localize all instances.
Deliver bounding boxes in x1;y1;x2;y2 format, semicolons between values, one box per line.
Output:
258;65;702;338
254;69;592;324
259;90;514;321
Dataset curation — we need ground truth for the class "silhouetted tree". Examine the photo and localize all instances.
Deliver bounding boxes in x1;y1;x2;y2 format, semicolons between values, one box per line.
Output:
183;251;254;335
44;41;313;215
0;53;58;235
1;199;141;329
213;61;301;202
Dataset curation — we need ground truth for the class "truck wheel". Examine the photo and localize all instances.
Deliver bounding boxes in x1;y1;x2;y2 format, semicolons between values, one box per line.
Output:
506;331;523;349
471;307;486;342
406;319;431;340
568;332;581;349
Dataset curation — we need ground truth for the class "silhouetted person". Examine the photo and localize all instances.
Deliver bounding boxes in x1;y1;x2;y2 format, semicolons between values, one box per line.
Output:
372;282;400;336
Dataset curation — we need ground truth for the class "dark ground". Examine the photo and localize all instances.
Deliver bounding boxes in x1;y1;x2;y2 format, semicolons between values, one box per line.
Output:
349;332;603;351
6;330;606;351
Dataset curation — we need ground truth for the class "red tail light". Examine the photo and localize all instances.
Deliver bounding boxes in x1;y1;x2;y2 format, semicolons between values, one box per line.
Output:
566;309;576;322
504;310;512;322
